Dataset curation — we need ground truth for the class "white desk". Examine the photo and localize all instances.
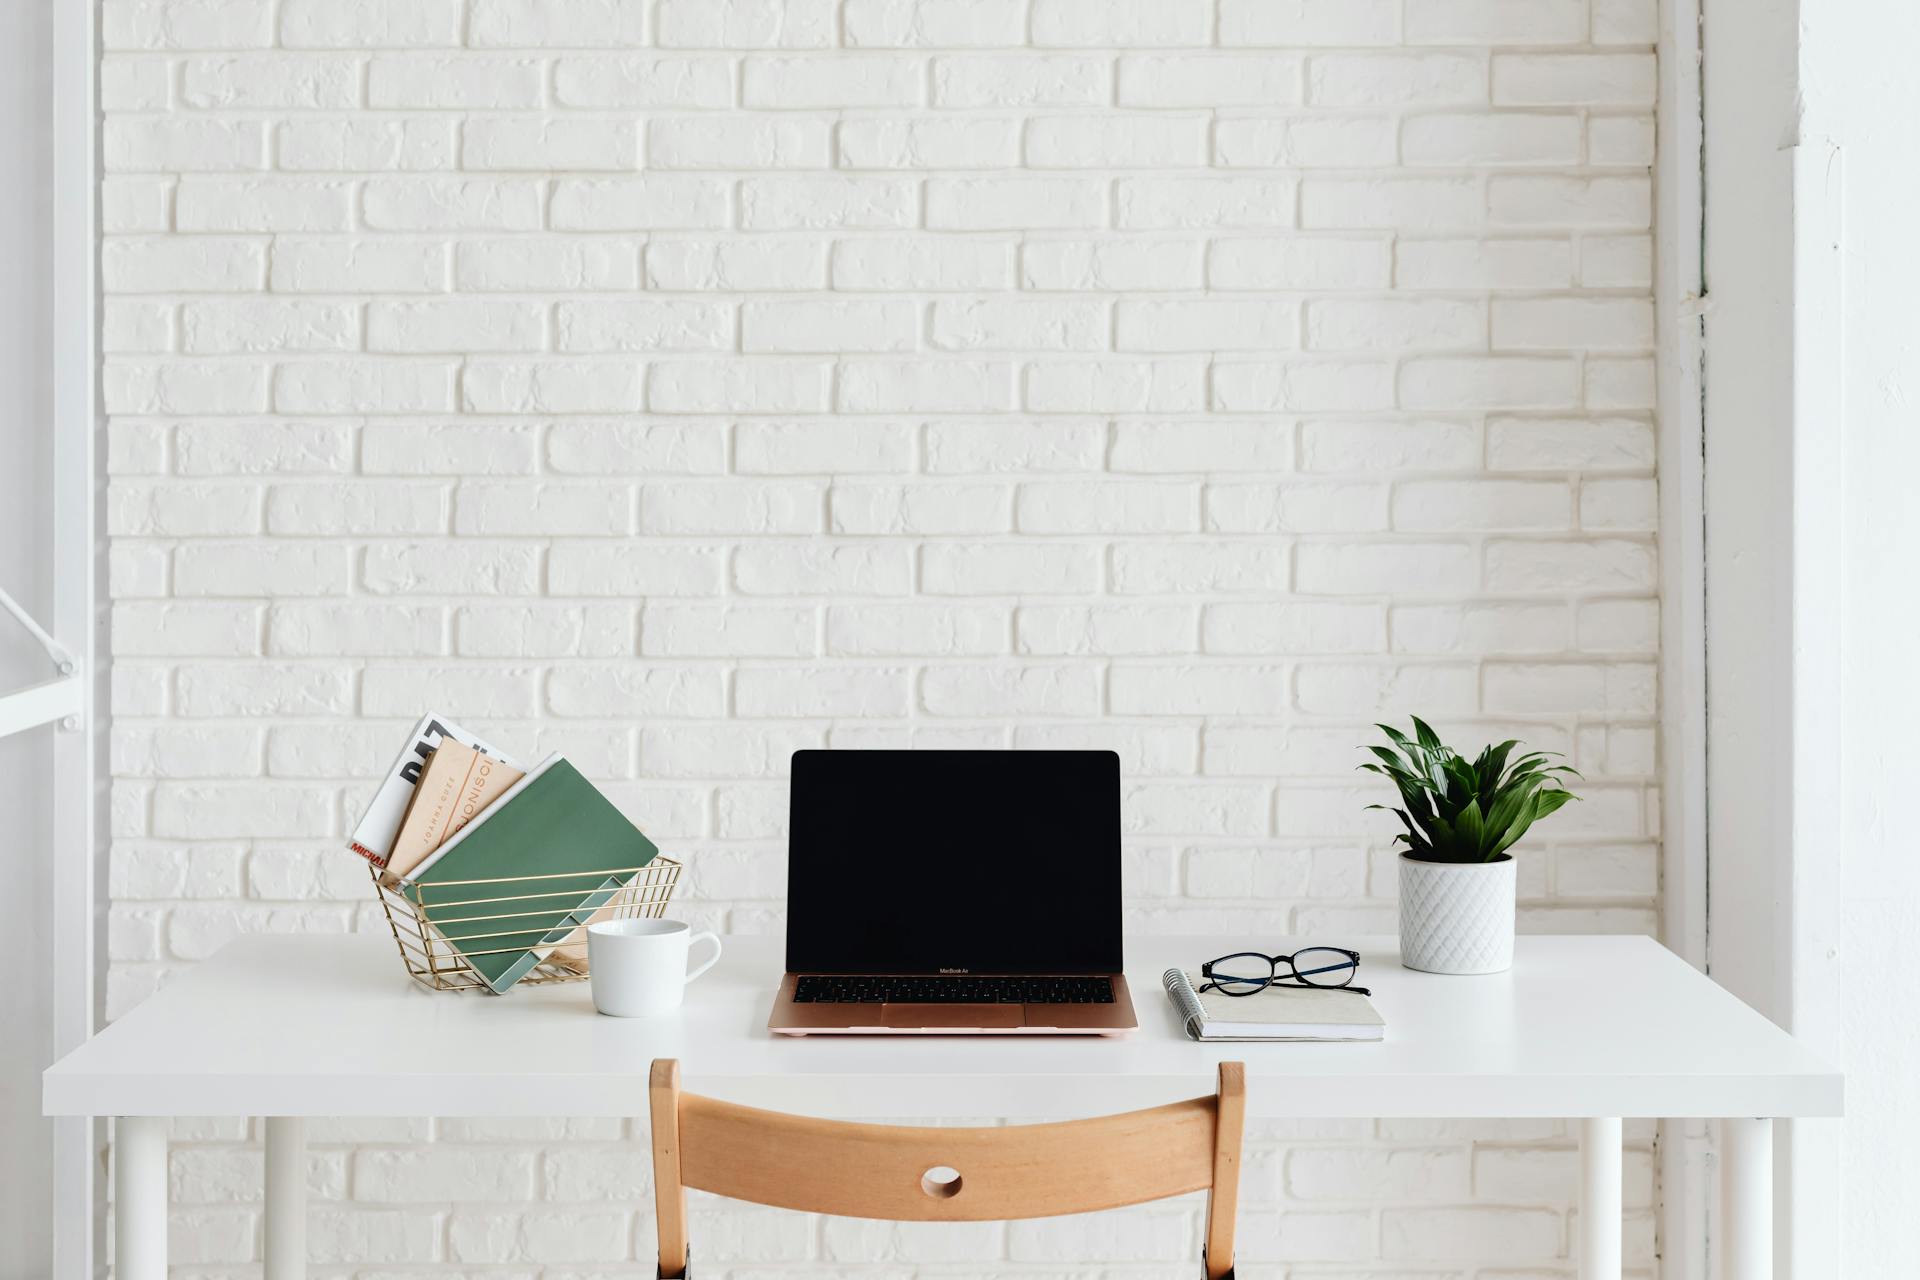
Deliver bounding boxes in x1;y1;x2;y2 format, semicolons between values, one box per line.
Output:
46;933;1839;1280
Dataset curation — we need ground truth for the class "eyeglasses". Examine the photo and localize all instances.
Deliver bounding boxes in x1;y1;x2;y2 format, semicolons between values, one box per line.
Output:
1198;947;1369;998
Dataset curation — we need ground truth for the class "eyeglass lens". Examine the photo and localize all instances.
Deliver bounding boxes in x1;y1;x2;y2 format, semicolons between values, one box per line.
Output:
1291;947;1358;987
1206;952;1276;993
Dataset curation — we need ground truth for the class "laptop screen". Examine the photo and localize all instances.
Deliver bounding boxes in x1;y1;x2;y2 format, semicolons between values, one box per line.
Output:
785;749;1123;975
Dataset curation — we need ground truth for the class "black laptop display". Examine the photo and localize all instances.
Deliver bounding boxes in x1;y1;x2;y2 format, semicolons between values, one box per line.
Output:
785;749;1123;976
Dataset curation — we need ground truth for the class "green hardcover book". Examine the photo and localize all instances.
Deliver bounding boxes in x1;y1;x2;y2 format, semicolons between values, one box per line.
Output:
400;755;658;994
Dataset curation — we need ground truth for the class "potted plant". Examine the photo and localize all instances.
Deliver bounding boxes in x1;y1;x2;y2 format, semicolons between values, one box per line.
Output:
1361;718;1578;975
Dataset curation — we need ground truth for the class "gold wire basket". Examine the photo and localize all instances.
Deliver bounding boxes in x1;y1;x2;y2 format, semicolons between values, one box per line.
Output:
372;856;683;993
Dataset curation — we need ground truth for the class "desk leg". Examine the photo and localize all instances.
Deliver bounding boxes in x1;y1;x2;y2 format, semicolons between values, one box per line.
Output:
1722;1117;1773;1280
265;1117;307;1280
114;1117;166;1280
1578;1117;1622;1280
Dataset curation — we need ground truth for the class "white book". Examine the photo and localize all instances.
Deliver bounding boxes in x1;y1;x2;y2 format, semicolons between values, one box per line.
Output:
347;712;525;869
1162;969;1386;1042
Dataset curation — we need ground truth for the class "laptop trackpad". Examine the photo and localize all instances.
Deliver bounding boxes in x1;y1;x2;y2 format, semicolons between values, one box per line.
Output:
883;1003;1024;1029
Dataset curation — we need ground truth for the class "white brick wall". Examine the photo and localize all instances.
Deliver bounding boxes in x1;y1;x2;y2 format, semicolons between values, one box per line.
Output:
102;0;1660;1273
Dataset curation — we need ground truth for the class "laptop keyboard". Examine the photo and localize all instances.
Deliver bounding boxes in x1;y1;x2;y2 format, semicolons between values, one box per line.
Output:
793;974;1116;1005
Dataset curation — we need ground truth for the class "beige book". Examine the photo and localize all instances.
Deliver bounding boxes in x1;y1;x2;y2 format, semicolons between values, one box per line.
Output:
384;739;526;880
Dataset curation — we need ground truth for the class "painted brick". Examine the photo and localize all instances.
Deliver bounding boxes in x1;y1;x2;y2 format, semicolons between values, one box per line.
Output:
743;56;924;109
1025;239;1204;291
1396;236;1574;289
1216;115;1399;168
1496;53;1658;106
830;482;1012;535
1119;299;1299;353
656;0;837;49
933;298;1106;352
742;176;918;230
1120;56;1305;107
105;118;268;172
928;177;1105;230
1310;53;1488;106
1306;298;1482;350
551;177;730;231
182;55;359;109
651;238;829;291
462;359;642;414
1210;237;1392;291
177;178;353;232
1029;359;1206;412
280;0;463;48
278;117;456;172
468;0;647;48
271;240;448;294
1403;112;1583;166
105;0;274;51
363;178;543;232
1489;174;1651;227
1405;0;1589;45
1221;0;1402;46
554;55;734;108
1207;480;1389;533
1027;114;1210;168
744;300;917;354
547;300;730;354
462;117;639;172
368;55;544;109
844;0;1026;48
1118;177;1296;230
838;237;1016;290
933;55;1111;107
654;116;832;170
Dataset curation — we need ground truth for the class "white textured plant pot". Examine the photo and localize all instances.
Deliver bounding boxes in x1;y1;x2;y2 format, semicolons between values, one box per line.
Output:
1398;853;1516;975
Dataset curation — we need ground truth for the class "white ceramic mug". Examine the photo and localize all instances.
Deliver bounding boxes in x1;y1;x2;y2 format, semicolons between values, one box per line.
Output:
586;919;722;1018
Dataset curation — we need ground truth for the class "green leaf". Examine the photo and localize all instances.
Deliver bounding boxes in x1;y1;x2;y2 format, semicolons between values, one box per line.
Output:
1483;739;1519;777
1376;723;1417;756
1531;789;1576;821
1363;748;1427;789
1455;799;1485;855
1487;797;1535;857
1440;755;1478;810
1483;771;1546;839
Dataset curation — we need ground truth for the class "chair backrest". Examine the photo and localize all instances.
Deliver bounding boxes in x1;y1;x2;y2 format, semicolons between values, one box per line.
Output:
649;1058;1245;1280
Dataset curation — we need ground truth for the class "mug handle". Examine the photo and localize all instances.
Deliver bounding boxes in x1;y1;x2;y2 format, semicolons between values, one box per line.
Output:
684;931;723;985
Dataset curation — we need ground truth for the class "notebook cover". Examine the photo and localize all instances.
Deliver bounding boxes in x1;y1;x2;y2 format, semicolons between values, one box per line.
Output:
402;758;658;993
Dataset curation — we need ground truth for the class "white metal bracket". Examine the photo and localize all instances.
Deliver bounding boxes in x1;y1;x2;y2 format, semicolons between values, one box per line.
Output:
0;584;83;737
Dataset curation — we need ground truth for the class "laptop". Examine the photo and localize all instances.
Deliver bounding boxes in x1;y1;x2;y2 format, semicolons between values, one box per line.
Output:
768;749;1139;1035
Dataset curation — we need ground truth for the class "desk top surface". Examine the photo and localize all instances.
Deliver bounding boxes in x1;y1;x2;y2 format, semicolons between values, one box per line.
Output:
44;933;1841;1120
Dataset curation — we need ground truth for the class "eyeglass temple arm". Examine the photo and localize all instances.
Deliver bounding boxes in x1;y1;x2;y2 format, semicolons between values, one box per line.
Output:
1292;958;1359;980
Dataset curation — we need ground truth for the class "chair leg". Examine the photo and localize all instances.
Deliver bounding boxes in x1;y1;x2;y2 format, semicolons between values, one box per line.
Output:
651;1060;689;1278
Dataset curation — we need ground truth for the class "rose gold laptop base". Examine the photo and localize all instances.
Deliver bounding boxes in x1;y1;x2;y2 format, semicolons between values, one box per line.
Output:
768;973;1138;1036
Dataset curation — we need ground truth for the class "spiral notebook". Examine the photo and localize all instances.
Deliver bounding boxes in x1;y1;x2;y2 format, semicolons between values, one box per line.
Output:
1162;969;1385;1042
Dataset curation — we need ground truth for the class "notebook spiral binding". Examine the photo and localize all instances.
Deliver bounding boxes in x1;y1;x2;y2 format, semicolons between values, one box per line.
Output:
1162;968;1209;1040
372;857;683;993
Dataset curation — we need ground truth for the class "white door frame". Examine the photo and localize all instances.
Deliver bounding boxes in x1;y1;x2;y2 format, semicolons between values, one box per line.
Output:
51;0;99;1273
1686;0;1847;1276
1654;0;1710;1274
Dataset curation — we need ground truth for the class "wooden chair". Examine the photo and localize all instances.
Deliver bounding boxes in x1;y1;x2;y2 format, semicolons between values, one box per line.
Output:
649;1058;1246;1279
